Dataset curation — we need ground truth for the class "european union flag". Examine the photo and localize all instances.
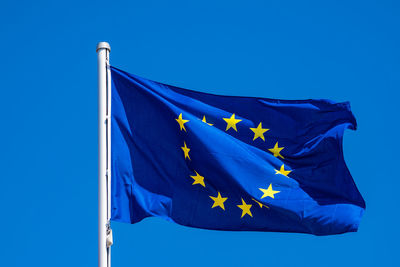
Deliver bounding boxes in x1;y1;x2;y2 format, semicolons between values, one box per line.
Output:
110;66;365;235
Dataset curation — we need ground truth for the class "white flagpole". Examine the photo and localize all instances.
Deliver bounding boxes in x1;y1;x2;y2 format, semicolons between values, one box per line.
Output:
96;42;112;267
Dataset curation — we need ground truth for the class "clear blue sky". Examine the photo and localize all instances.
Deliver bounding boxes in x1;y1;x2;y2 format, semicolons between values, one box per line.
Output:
1;0;398;266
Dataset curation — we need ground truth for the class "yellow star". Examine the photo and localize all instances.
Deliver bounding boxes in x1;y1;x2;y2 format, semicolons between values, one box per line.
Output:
252;198;270;209
250;122;269;141
275;164;292;177
268;142;285;159
181;141;191;160
237;198;253;218
190;171;205;187
202;115;213;126
259;184;280;199
223;113;242;132
209;192;227;210
176;113;189;132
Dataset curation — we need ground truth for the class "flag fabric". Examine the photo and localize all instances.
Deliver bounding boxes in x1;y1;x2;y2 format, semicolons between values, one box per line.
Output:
110;66;365;235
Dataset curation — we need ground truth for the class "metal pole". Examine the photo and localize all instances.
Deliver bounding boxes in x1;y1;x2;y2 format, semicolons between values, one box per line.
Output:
97;41;111;267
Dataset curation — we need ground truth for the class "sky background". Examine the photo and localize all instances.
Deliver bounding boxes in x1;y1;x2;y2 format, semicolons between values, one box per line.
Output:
0;0;399;266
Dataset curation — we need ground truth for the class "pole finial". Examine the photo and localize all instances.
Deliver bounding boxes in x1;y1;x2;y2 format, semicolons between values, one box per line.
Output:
96;42;111;53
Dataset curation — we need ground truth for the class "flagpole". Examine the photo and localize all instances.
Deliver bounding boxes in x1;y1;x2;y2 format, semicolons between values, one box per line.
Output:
96;42;112;267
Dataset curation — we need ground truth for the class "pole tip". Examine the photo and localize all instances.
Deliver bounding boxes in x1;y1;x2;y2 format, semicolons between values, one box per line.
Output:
96;42;111;53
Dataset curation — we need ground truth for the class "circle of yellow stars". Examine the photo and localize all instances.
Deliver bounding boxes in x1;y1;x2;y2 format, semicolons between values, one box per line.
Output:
176;112;292;219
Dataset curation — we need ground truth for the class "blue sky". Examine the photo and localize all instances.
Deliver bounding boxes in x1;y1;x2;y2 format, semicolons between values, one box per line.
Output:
1;0;399;266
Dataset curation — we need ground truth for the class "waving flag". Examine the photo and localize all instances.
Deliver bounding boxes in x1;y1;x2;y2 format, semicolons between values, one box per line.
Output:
110;66;365;235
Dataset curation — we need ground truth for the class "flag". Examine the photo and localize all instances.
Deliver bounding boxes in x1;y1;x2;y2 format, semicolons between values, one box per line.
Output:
110;66;365;235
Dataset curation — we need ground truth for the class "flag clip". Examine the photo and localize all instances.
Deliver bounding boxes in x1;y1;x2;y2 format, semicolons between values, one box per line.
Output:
106;222;113;248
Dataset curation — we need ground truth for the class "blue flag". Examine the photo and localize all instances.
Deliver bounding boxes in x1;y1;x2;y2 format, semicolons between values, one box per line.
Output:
110;66;365;235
